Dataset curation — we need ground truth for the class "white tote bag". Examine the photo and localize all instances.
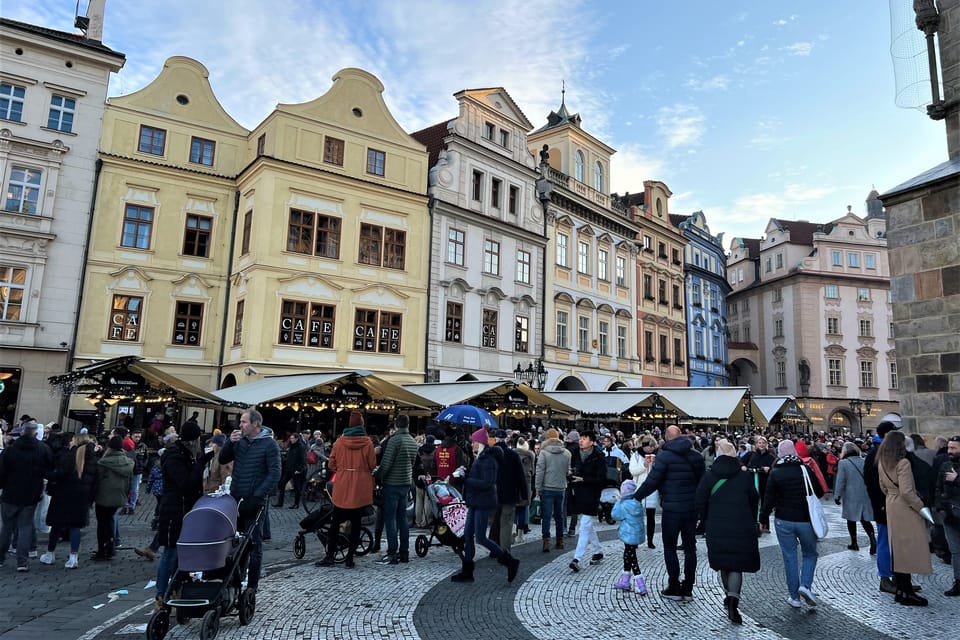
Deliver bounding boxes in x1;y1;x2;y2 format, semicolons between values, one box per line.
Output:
801;465;829;539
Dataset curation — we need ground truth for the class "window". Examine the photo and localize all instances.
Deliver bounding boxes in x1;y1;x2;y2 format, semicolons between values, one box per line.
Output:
643;274;653;300
358;223;382;265
742;298;750;312
673;285;682;309
499;129;509;147
578;316;590;352
776;253;783;269
828;358;843;386
47;95;75;132
765;257;772;273
644;330;654;362
509;186;519;214
357;224;405;269
617;325;627;359
138;125;166;155
598;321;609;356
616;256;626;286
516;250;531;284
827;317;840;335
692;282;701;306
256;134;266;156
694;251;701;267
825;285;839;299
278;300;307;345
857;288;870;301
483;122;495;140
0;83;25;121
890;321;895;337
491;178;502;208
658;242;667;259
366;149;385;176
674;337;683;365
775;361;786;388
598;250;608;280
447;228;465;265
728;301;737;316
772;287;783;303
383;228;406;269
121;204;153;249
832;250;842;266
172;301;203;345
594;161;603;192
738;268;744;282
743;323;751;342
577;241;589;273
0;266;26;320
859;319;872;337
774;318;783;337
887;290;893;304
865;254;876;270
182;215;212;258
287;210;314;254
694;330;704;357
860;360;874;387
712;335;721;359
482;310;498;348
556;311;568;349
4;166;42;214
445;302;462;343
557;233;569;267
472;170;483;201
241;211;252;255
483;239;500;275
189;137;215;166
323;137;344;166
353;309;401;353
575;151;585;182
515;316;529;352
108;295;142;341
642;235;652;252
233;300;244;346
672;248;681;265
658;279;667;304
848;252;860;268
659;334;669;362
890;362;898;389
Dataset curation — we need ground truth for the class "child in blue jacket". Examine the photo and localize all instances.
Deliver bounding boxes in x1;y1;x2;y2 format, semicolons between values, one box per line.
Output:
610;479;647;594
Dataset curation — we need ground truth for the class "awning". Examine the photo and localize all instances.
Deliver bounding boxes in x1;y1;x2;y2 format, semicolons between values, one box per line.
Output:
403;380;577;414
542;391;680;417
754;396;795;423
653;387;768;427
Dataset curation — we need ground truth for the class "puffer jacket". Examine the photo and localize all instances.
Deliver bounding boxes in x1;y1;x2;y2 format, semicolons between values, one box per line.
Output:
568;445;606;516
535;437;571;492
611;490;645;545
94;449;134;508
328;435;376;510
464;445;501;511
760;456;824;523
634;436;705;513
0;435;51;505
493;442;528;506
219;427;281;500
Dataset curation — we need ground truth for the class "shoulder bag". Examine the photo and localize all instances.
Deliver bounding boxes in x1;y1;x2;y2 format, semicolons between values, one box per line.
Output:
801;464;829;539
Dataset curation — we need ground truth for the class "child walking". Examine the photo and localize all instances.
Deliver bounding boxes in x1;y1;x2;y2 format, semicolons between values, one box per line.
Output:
611;479;648;594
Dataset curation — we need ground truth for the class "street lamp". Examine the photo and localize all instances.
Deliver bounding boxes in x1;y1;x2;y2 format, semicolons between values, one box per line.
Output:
849;399;872;436
514;358;548;391
742;388;755;430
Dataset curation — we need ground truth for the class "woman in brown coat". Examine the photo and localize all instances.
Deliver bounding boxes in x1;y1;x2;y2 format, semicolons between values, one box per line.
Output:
315;411;376;568
877;431;933;606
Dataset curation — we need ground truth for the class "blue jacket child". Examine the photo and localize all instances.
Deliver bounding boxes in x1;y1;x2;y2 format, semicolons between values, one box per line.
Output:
611;479;646;546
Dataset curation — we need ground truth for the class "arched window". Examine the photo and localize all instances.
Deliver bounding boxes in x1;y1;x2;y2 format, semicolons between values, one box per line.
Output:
575;150;585;182
594;161;603;192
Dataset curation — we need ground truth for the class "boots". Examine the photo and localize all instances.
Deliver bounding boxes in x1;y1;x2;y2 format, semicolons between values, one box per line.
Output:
868;532;877;556
634;575;648;595
614;571;632;591
499;553;520;583
894;573;928;606
555;535;564;550
725;596;742;624
542;538;551;553
451;559;475;582
944;580;960;597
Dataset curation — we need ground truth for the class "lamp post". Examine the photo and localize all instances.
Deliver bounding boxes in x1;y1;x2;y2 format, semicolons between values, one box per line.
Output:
849;399;872;437
514;358;548;391
742;388;755;430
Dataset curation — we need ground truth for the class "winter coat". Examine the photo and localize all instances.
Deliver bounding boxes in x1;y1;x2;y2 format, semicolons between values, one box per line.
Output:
46;443;97;529
935;456;960;522
0;435;51;505
535;438;571;492
760;456;824;524
611;491;645;545
283;438;307;476
879;458;933;575
202;448;233;494
834;456;874;522
694;455;760;573
515;446;535;506
742;448;775;508
493;442;528;507
907;452;935;508
94;449;134;508
328;435;376;510
219;427;281;500
568;446;606;516
631;452;660;509
863;444;887;525
376;428;418;487
464;445;500;511
158;441;204;547
634;436;706;514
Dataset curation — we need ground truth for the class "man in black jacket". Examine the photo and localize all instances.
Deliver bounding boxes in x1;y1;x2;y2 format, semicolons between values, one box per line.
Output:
864;421;898;594
489;430;529;553
633;424;706;601
567;431;608;573
0;422;52;571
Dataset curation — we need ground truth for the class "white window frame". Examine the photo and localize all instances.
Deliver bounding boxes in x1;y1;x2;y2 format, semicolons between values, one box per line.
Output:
575;151;584;182
47;94;76;132
0;265;27;320
598;320;609;356
617;325;627;359
615;255;626;286
447;228;464;265
483;239;500;275
828;358;843;386
848;252;860;268
578;316;590;352
598;249;608;281
556;310;569;349
516;249;531;284
3;166;43;214
775;361;786;388
0;82;26;122
577;240;590;274
860;360;874;387
557;232;569;267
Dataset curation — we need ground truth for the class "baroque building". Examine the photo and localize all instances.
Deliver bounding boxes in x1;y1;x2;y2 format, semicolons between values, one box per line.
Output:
726;204;898;433
412;88;547;383
0;10;124;423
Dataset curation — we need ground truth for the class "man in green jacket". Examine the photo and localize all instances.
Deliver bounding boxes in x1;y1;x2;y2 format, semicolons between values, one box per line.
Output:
93;436;134;560
375;415;418;564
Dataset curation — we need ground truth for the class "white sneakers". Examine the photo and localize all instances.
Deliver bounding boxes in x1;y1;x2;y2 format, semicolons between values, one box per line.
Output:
786;596;802;608
64;553;79;569
798;586;818;607
39;552;55;565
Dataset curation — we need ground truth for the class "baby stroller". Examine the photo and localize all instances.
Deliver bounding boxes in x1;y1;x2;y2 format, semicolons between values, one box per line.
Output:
292;492;374;560
146;494;259;640
598;486;620;525
414;479;466;558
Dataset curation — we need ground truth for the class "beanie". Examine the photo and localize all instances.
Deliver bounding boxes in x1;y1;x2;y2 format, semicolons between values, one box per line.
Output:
715;439;737;458
794;441;809;458
470;427;489;445
777;439;797;458
180;422;201;442
544;428;560;440
348;410;364;428
210;433;226;447
107;435;124;451
566;430;580;441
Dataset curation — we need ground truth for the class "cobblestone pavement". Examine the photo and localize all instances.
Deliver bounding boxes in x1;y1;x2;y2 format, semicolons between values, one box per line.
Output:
2;496;956;640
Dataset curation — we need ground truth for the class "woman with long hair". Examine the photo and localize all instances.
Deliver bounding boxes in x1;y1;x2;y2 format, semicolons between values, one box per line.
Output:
876;431;933;606
41;429;97;569
834;441;876;553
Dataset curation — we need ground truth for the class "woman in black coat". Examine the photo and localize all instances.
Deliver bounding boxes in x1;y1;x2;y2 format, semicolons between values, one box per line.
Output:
695;439;760;625
275;432;307;508
44;431;97;569
742;436;775;533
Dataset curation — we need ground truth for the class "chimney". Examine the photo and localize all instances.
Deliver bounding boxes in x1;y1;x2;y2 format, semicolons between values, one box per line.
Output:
85;0;106;41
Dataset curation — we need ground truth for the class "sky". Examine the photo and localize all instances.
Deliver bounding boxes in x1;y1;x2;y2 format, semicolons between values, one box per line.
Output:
5;0;948;244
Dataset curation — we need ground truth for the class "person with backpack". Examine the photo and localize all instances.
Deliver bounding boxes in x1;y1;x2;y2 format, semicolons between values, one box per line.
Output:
413;435;438;528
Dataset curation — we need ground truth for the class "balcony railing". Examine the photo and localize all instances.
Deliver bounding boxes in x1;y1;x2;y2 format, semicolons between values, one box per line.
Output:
544;166;632;220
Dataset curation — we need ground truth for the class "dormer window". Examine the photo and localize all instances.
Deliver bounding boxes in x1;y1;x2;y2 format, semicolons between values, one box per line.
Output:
483;122;495;141
499;129;509;147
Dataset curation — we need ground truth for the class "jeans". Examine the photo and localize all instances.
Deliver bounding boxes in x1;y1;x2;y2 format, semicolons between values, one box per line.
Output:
944;521;960;581
381;484;410;556
774;518;819;599
660;510;698;587
574;514;601;561
128;473;142;509
156;546;178;598
0;502;37;567
463;507;505;562
514;504;529;530
47;526;81;553
876;523;892;578
540;490;565;539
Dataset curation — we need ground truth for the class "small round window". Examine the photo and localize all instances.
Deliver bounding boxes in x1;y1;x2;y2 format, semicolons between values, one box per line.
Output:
352;107;363;117
176;94;190;105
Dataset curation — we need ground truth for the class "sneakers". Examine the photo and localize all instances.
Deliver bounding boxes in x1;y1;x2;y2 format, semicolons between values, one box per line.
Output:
634;575;648;595
568;559;580;572
28;551;38;559
64;554;79;569
798;585;818;607
785;596;802;608
589;553;604;565
39;552;55;565
680;585;694;602
16;565;28;572
375;554;398;565
661;584;684;601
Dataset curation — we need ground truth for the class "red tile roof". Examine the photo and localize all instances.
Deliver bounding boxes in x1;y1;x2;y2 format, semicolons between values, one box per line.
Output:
771;219;834;246
410;120;452;168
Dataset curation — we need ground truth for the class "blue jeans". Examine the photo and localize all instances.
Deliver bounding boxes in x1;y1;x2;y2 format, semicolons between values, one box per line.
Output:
774;518;819;599
463;507;505;562
540;490;565;539
0;502;37;567
876;523;892;578
381;485;410;556
660;509;698;587
156;546;178;598
113;511;121;546
128;473;142;509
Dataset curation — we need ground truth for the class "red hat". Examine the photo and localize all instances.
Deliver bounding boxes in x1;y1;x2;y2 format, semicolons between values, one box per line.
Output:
470;427;489;445
794;441;809;458
348;411;364;428
122;436;135;452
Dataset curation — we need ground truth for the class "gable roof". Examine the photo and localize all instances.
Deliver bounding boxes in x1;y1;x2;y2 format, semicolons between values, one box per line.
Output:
770;219;834;246
0;17;125;59
454;88;533;130
410;120;452;168
732;237;762;258
669;213;690;229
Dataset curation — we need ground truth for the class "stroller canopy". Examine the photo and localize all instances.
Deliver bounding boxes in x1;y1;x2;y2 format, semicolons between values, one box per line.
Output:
180;495;238;544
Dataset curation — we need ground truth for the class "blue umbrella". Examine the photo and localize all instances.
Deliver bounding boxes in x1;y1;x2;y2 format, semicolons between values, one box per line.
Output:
436;404;497;429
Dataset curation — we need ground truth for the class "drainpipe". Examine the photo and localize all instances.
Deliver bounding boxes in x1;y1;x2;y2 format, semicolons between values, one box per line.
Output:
423;194;436;382
216;190;241;389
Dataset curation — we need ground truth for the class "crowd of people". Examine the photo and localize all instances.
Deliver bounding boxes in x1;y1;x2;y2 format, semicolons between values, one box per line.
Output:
1;410;958;627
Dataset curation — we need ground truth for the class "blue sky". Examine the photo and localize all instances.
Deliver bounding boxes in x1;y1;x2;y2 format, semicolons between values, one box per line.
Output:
7;1;946;243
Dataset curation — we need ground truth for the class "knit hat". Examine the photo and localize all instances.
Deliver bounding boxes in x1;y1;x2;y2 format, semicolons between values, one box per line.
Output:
620;479;637;496
107;435;124;451
163;432;179;444
348;410;364;428
180;422;201;442
210;433;226;447
470;427;489;445
566;430;580;441
544;428;560;440
876;421;901;438
715;439;737;458
794;441;809;458
777;439;797;458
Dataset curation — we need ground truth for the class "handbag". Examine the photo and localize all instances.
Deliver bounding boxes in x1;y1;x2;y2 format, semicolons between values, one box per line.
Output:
801;465;829;539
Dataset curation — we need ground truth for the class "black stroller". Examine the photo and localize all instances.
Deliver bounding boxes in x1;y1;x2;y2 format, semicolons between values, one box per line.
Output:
292;494;375;561
146;494;259;640
414;479;466;558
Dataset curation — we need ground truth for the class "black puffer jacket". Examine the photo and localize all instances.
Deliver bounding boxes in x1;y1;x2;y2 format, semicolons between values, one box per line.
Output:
863;444;886;524
568;445;607;516
633;436;706;513
464;445;501;511
157;442;204;547
493;442;528;506
760;456;825;523
695;455;760;573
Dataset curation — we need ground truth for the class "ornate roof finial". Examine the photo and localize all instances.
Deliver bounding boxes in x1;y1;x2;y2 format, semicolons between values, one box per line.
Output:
561;79;566;107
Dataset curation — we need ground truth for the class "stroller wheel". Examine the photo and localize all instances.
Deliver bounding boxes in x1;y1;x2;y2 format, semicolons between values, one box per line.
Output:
146;609;170;640
238;588;256;626
355;527;374;557
293;533;306;559
333;533;350;563
415;534;429;558
199;609;220;640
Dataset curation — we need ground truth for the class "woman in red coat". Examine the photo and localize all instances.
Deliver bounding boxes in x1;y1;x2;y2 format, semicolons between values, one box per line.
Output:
315;411;376;568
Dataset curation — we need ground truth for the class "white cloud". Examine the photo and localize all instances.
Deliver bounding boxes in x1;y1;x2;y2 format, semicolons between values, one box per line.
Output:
685;75;729;91
610;144;665;194
656;104;706;148
747;118;787;150
785;42;813;56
